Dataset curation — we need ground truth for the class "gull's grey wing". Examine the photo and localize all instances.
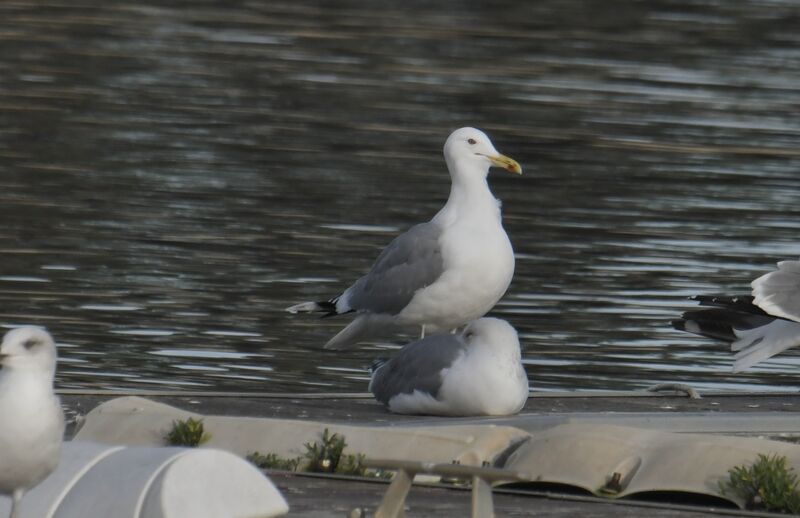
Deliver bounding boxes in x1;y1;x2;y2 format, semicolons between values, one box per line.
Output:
369;333;467;404
342;222;444;315
752;259;800;323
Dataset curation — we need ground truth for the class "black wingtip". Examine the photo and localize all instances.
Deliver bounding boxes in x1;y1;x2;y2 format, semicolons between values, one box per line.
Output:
316;299;341;318
671;319;687;331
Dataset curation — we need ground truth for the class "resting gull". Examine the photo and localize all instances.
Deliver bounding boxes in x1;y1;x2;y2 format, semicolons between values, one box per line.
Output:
369;318;529;416
287;127;522;349
0;327;64;518
673;259;800;372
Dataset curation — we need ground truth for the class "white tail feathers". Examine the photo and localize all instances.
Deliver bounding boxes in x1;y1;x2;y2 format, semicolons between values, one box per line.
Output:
731;319;800;372
751;259;800;323
285;301;325;314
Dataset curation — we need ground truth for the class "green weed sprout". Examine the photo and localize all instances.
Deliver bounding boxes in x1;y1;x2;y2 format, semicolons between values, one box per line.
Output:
246;429;376;477
165;417;212;447
246;452;301;471
720;453;800;514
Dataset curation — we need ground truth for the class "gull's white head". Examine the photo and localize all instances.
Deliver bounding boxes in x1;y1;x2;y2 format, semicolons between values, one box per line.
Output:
0;326;58;375
462;317;521;356
443;127;522;177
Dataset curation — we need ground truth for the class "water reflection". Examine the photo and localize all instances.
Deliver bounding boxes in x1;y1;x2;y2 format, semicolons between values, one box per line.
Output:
0;0;799;393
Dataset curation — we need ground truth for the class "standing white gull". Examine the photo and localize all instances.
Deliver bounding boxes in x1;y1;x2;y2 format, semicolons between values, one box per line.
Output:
673;259;800;372
0;327;64;518
287;127;522;349
369;318;529;416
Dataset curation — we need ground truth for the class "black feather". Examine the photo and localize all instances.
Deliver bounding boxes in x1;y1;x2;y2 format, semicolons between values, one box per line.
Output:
689;295;770;316
315;299;338;318
310;298;355;318
674;295;778;343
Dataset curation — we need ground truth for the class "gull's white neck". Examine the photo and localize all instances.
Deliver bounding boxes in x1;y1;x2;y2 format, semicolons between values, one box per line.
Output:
0;364;55;391
434;157;500;227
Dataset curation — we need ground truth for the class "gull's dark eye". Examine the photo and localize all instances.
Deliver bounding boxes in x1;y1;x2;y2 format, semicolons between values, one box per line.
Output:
23;339;38;350
467;138;477;145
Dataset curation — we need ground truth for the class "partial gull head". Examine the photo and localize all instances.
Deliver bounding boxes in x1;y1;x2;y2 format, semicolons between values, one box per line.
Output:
369;317;529;416
287;127;522;349
673;258;800;372
0;326;65;518
443;127;522;178
0;327;58;375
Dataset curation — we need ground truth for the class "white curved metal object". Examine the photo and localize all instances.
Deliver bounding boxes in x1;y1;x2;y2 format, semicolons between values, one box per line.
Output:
0;441;288;518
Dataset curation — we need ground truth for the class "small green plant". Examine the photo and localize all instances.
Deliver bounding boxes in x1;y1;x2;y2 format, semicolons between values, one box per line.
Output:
302;428;366;475
335;452;368;477
719;453;800;514
246;452;301;471
246;429;384;478
165;417;211;447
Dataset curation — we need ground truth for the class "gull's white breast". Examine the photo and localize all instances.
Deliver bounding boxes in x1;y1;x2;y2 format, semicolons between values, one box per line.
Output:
0;378;63;492
396;210;514;331
437;343;529;416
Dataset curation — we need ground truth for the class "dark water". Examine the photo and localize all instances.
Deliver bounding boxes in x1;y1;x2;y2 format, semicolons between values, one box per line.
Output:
1;0;799;393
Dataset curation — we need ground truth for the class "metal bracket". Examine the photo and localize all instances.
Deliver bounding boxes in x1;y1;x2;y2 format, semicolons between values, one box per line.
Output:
362;459;530;518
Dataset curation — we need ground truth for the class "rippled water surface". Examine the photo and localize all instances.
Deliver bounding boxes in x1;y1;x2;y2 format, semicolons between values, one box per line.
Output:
1;0;799;393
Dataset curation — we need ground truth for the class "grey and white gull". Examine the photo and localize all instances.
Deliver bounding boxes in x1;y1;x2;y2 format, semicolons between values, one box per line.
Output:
673;259;800;372
287;127;522;349
369;318;529;416
0;327;64;518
